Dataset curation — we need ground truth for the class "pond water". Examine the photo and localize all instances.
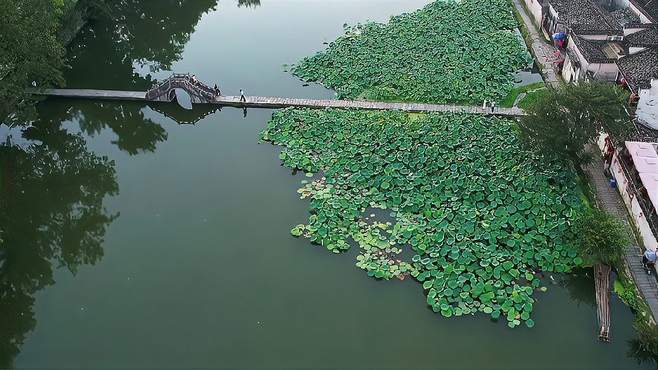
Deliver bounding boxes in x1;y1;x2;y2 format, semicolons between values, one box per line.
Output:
1;0;654;368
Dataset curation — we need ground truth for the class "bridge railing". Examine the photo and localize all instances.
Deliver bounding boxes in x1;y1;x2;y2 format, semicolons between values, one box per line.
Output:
145;79;174;100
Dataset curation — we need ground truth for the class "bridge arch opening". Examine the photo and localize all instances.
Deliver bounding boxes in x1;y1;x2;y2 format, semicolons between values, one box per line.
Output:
172;88;193;110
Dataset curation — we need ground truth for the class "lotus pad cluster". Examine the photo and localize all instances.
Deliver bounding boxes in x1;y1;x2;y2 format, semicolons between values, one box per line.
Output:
292;0;531;104
262;108;584;328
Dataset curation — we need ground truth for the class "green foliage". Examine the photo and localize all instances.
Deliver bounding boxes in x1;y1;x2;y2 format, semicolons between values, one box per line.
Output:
517;87;548;110
262;108;584;328
291;0;531;104
500;82;545;108
0;0;67;125
630;316;658;364
53;0;81;18
574;208;628;266
614;279;638;309
614;272;658;365
519;82;632;167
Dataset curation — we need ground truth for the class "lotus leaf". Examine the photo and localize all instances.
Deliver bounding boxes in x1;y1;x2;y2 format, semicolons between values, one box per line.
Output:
291;0;531;105
263;109;583;329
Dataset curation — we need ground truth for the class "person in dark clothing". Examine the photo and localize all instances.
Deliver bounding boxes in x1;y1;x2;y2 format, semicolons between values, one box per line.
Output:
214;84;221;96
240;89;246;103
643;249;657;274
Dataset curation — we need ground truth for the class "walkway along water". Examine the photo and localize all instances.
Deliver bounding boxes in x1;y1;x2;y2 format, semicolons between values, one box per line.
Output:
35;89;526;116
32;74;526;117
510;0;560;88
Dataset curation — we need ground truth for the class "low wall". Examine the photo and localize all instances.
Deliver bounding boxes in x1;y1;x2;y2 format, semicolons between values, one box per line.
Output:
523;0;544;28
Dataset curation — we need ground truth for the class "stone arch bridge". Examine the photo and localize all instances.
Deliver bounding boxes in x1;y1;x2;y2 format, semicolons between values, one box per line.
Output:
145;73;218;104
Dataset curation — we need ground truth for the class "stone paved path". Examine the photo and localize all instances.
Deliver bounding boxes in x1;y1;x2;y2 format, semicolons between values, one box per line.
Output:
511;0;561;88
584;154;658;323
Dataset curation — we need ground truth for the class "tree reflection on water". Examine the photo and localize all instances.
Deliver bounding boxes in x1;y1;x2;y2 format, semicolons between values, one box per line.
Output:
0;123;118;368
0;0;222;366
66;0;219;90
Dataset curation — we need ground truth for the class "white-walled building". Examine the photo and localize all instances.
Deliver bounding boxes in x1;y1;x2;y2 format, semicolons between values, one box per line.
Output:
562;35;622;82
599;140;658;262
637;79;658;130
521;0;656;85
616;46;658;134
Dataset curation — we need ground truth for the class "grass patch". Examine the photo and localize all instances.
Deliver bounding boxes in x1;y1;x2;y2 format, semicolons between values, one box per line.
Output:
500;82;545;108
518;86;549;109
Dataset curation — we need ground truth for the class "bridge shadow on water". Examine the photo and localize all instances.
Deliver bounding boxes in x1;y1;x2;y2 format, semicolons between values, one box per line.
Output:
148;102;221;125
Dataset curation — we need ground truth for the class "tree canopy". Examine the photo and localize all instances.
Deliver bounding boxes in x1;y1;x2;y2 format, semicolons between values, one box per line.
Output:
519;82;632;167
0;0;69;126
574;207;629;266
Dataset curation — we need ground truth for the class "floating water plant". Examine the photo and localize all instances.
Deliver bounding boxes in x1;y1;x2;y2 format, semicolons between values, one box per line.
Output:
262;108;583;328
291;0;531;104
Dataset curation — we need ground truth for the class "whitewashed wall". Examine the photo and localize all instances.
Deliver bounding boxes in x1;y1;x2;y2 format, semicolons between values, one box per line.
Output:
610;153;658;253
562;53;578;82
625;27;645;36
523;0;544;27
630;46;647;54
637;79;658;129
589;62;621;80
581;35;611;41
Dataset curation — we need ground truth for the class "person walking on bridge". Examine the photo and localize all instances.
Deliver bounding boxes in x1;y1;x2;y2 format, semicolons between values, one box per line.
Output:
214;84;221;96
240;89;247;103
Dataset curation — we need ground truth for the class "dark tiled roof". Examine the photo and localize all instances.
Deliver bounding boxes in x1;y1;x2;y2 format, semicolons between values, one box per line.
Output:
617;47;658;91
626;28;658;47
572;36;616;63
631;0;658;22
611;8;640;26
549;0;623;35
